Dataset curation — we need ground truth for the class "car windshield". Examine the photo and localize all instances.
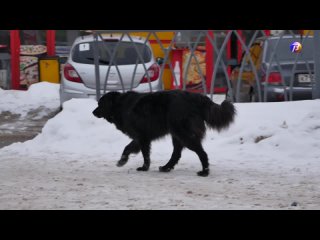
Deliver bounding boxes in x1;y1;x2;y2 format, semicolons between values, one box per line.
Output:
264;37;314;62
72;40;152;65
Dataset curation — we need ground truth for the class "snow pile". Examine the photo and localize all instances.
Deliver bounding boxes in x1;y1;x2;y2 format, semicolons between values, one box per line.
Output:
0;82;60;117
3;98;320;166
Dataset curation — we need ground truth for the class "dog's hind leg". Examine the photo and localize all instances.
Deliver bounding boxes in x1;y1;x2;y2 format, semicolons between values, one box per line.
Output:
159;137;183;172
136;140;151;171
169;117;209;176
184;140;210;177
117;140;140;167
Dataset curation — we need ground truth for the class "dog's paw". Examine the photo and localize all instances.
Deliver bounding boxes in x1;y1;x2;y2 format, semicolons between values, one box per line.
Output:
136;166;149;171
197;169;209;177
117;161;126;167
117;156;128;167
159;166;173;172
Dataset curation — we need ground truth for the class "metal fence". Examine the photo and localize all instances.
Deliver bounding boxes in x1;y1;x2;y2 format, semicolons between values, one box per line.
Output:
90;30;320;102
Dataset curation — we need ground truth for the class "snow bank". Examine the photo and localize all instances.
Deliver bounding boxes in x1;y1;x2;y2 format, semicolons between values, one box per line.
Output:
0;82;60;117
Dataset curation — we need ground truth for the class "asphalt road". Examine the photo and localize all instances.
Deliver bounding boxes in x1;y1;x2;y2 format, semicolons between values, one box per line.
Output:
0;107;60;149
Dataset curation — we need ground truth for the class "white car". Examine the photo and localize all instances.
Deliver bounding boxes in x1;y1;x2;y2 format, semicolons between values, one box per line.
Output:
59;34;162;105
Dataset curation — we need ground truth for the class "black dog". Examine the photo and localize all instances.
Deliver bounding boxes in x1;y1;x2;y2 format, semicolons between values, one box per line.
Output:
93;90;236;176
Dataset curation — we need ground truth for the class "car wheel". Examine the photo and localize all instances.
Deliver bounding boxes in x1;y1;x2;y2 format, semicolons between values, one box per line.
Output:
248;86;255;102
252;85;262;102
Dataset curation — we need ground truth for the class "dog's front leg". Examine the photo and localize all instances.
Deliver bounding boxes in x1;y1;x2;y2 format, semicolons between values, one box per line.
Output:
117;140;140;167
136;140;151;171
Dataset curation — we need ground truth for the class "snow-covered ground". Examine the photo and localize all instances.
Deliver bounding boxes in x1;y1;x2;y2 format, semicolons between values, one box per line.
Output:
0;83;60;136
0;82;60;117
1;82;320;209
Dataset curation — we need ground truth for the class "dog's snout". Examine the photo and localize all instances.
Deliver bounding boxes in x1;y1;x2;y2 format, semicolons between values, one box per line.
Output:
92;108;101;118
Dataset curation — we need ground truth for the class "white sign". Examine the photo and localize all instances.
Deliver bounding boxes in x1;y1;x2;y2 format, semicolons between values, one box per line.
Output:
79;43;90;51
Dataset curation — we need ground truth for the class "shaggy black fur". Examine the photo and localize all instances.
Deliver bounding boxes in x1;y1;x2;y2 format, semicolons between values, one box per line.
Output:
92;90;236;176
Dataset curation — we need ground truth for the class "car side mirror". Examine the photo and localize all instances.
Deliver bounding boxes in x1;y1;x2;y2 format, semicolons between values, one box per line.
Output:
156;57;164;65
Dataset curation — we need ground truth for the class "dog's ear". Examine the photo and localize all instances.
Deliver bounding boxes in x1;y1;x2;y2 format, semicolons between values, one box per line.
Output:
97;92;122;121
99;92;121;106
107;91;121;103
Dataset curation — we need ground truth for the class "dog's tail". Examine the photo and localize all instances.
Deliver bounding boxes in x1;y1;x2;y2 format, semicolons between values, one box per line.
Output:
203;98;236;132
